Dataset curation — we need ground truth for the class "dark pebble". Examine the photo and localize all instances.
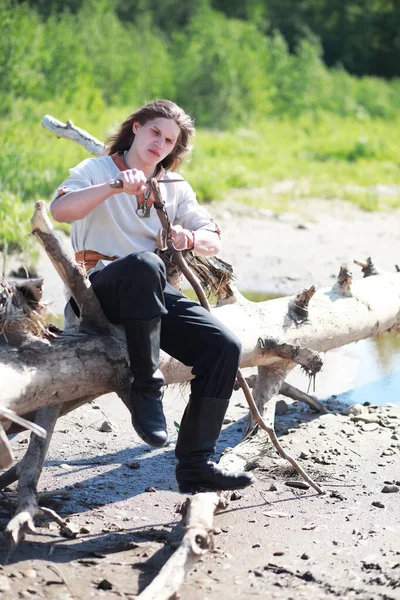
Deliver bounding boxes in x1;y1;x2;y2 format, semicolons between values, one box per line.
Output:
285;481;310;490
97;579;112;590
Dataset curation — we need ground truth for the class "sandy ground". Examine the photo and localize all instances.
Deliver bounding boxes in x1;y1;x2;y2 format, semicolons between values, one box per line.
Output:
1;199;400;599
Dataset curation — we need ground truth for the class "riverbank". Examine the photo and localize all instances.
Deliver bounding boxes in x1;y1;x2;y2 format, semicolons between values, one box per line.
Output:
211;196;400;295
1;199;400;599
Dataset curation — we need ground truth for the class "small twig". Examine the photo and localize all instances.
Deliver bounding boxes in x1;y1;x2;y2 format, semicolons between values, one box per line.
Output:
279;381;328;413
39;506;67;527
236;372;324;495
336;440;362;457
0;407;47;439
151;179;324;496
47;564;76;599
324;484;362;488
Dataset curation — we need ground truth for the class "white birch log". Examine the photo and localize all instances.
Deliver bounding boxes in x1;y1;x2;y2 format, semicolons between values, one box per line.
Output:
41;115;104;156
1;116;399;589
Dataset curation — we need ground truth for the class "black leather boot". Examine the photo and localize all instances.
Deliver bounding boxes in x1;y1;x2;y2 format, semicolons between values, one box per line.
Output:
175;396;255;493
124;317;168;448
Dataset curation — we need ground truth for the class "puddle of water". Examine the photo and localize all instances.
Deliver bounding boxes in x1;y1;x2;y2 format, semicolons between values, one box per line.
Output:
338;335;400;407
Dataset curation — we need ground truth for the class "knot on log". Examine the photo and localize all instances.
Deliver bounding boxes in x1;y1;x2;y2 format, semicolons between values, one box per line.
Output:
337;265;353;288
194;531;212;552
354;257;378;277
288;285;316;324
333;265;353;297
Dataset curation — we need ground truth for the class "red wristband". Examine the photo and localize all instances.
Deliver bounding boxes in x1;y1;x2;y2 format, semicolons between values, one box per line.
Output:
188;230;195;250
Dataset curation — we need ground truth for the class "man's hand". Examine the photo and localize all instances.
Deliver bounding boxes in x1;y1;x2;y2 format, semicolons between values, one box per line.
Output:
114;169;147;195
169;225;195;251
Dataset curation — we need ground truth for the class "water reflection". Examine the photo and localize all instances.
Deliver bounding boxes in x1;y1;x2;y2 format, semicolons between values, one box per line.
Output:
341;334;400;406
374;332;400;374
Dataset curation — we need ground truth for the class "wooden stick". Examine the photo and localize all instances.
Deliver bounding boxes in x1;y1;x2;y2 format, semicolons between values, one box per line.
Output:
31;202;110;331
151;178;324;495
280;382;328;413
0;423;13;469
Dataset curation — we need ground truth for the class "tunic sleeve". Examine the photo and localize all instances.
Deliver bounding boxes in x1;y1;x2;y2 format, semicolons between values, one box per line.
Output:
51;158;97;203
174;181;221;236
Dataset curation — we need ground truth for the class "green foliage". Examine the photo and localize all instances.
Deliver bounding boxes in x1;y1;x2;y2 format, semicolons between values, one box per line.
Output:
1;0;400;256
2;2;400;125
172;7;271;127
261;0;400;78
0;192;37;256
185;115;400;209
17;0;400;78
74;5;175;107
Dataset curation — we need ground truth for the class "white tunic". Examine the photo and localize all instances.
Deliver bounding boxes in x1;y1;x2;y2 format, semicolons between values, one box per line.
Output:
52;155;219;257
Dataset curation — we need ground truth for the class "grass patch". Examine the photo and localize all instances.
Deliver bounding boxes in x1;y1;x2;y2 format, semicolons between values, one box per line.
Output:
187;116;400;207
1;104;400;257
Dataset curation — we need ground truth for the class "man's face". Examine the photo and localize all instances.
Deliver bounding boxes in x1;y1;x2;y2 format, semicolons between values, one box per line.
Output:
133;117;180;167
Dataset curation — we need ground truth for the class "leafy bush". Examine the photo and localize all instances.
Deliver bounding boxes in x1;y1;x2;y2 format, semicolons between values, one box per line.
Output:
172;7;271;127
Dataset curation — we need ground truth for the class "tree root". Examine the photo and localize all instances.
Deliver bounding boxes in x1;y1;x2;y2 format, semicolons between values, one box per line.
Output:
5;404;61;546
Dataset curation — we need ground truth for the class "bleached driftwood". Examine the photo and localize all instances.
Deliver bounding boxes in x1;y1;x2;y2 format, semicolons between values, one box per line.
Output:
137;492;229;600
2;204;400;419
0;120;400;600
41;115;104;157
5;404;61;546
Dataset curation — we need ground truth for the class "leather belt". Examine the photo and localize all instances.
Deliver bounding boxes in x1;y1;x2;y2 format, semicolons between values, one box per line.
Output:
75;250;119;272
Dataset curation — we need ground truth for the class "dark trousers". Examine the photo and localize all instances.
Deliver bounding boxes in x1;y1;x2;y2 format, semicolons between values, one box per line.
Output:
86;252;241;400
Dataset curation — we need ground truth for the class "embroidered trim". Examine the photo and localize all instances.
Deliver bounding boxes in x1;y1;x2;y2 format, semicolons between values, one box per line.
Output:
53;185;71;201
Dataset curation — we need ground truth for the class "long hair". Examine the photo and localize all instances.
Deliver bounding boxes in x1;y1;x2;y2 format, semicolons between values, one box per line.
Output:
106;99;195;171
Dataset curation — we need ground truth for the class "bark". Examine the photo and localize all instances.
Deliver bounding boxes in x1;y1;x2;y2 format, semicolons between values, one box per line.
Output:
5;405;61;546
41;115;104;157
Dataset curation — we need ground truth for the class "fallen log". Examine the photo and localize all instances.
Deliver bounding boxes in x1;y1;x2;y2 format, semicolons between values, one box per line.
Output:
2;209;400;423
1;199;399;551
0;116;399;599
